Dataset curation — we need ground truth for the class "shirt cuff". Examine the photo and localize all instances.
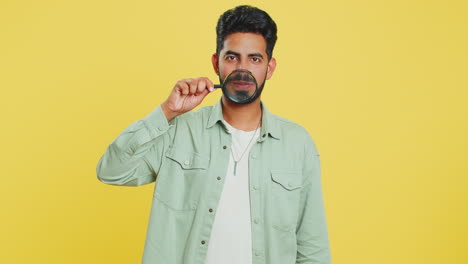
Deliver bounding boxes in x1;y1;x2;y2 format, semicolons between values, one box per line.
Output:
142;105;172;138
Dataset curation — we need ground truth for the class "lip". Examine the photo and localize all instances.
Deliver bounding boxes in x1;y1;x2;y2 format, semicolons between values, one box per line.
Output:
231;81;254;90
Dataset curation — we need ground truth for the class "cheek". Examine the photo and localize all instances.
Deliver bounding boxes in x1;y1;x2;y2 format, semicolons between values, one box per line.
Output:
218;65;232;79
252;70;267;85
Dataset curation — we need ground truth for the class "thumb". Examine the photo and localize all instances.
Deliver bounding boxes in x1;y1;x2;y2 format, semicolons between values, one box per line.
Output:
198;88;211;100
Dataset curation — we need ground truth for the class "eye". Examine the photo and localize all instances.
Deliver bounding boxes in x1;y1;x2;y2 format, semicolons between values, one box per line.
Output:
225;55;237;61
251;57;262;63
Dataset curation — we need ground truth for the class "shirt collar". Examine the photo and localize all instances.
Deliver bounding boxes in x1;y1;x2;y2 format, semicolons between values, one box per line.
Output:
206;98;281;141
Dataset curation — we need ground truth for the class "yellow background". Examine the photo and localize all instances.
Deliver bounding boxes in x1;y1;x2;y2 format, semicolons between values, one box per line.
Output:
1;0;467;263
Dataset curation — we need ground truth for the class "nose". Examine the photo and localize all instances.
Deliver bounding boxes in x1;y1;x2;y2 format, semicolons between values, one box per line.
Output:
235;59;248;71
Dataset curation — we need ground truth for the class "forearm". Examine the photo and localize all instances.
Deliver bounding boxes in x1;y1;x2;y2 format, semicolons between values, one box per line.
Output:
96;105;173;186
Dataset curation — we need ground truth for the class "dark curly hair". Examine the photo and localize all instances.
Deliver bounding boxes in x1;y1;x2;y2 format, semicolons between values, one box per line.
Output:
216;5;278;59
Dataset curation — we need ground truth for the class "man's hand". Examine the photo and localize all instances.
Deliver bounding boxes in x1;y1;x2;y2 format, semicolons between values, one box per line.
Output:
161;77;215;121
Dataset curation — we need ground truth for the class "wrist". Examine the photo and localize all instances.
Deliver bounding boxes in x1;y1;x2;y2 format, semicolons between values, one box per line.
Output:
161;102;178;122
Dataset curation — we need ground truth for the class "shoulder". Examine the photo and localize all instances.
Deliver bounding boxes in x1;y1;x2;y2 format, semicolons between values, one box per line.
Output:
270;113;319;156
270;113;310;138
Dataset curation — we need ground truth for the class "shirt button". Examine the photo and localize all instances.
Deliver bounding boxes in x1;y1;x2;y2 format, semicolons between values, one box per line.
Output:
288;182;293;187
217;176;221;180
201;240;206;245
253;185;259;190
255;251;262;256
254;219;259;224
184;160;190;165
158;126;165;131
223;146;227;149
209;208;213;213
251;154;257;159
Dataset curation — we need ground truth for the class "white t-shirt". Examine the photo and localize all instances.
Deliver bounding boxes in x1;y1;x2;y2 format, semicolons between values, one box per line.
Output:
204;120;261;264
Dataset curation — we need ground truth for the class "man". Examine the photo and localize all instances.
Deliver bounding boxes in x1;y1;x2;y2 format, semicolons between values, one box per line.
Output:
96;5;331;264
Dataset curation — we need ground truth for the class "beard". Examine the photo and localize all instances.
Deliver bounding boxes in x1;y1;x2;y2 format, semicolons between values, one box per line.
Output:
218;70;267;104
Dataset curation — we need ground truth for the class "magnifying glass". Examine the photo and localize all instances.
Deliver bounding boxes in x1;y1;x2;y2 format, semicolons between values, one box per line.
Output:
214;69;259;104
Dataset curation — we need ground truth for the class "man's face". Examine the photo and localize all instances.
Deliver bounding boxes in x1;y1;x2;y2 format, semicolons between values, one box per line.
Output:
212;32;276;103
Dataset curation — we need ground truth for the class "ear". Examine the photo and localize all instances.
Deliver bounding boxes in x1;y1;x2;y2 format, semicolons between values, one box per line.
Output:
211;53;219;76
266;57;277;80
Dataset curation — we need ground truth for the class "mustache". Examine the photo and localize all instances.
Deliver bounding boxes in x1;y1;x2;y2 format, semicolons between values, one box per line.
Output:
225;70;256;83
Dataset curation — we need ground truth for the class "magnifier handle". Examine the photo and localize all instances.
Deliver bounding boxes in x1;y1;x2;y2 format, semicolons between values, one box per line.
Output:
214;84;222;89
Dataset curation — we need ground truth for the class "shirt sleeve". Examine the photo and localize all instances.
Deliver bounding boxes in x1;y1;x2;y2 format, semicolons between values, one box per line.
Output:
296;131;332;263
96;105;175;186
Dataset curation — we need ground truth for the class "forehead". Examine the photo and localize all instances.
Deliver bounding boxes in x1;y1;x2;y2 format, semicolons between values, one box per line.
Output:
220;32;267;55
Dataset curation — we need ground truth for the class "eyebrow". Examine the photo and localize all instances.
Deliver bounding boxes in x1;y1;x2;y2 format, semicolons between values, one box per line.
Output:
224;50;264;59
225;50;241;57
248;52;264;58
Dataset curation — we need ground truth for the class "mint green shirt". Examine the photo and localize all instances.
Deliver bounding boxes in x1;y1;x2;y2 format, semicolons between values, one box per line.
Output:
96;99;331;264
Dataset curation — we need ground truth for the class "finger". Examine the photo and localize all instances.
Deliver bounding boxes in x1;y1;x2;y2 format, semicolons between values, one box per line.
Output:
205;78;215;92
197;78;208;94
198;88;210;99
188;79;198;95
200;77;214;92
176;80;189;95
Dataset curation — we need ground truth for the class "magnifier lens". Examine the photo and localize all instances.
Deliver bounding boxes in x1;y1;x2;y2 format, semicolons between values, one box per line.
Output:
220;70;258;104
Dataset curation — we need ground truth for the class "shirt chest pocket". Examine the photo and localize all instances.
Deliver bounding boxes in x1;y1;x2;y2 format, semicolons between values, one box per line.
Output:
165;146;209;169
270;169;303;232
154;146;210;211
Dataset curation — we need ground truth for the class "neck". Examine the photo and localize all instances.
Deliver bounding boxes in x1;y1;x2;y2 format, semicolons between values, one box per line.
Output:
221;96;262;132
